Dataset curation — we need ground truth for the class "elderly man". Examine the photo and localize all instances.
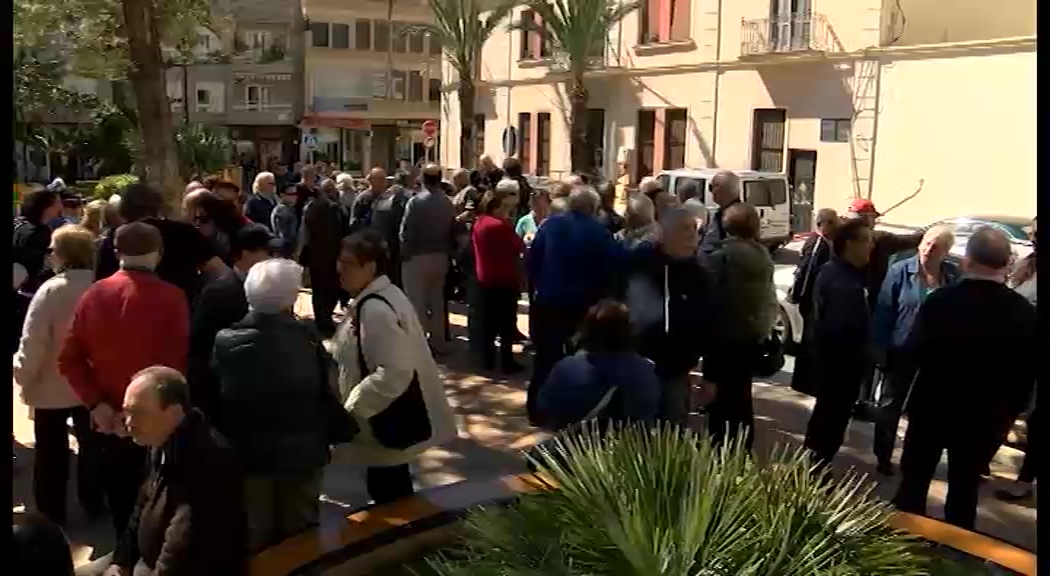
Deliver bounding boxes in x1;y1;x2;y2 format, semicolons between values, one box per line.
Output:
892;227;1037;530
74;366;246;576
245;171;278;229
789;207;840;396
616;193;659;248
525;186;624;424
870;225;958;476
214;259;337;551
699;170;742;256
59;223;190;540
503;157;533;220
400;164;457;354
369;168;413;288
638;177;677;222
350;167;386;232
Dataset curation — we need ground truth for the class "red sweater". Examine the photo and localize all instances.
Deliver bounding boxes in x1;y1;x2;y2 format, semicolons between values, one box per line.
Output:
472;214;525;288
59;270;190;409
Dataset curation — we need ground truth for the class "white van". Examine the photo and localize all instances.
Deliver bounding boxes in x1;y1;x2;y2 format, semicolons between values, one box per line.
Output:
655;168;792;251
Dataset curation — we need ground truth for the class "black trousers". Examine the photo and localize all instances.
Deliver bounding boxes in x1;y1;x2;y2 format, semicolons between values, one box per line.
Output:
33;407;104;525
473;285;519;369
1018;404;1038;483
873;354;911;465
893;415;990;530
528;301;588;423
366;464;414;505
704;346;756;451
310;265;339;334
804;365;864;468
96;434;148;538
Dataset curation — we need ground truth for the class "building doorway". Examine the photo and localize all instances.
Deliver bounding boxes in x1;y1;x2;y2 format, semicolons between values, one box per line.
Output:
787;148;817;234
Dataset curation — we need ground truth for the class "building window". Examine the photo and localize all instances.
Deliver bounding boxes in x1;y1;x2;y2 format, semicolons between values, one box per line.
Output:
246;85;270;111
518;113;532;173
246;30;272;52
310;23;329;48
537;112;551;176
664;108;687;170
636;109;656;182
389;70;406;100
519;10;536;60
428;77;441;103
391;22;407;53
408;71;424;102
639;0;692;44
820;118;850;143
474;114;486;160
332;24;350;49
586;109;606;171
408;30;425;54
374;21;390;52
751;108;787;172
195;88;211;112
428;33;442;56
355;20;372;50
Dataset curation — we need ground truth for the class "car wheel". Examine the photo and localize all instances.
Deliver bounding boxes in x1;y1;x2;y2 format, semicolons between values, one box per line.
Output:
775;305;796;356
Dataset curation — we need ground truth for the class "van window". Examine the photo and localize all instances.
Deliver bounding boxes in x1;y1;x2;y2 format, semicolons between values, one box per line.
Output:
656;174;670;191
743;180;772;206
767;179;787;205
674;177;705;202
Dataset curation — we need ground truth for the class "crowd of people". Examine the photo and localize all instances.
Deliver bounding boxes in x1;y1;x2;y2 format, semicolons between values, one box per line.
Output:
10;156;1038;574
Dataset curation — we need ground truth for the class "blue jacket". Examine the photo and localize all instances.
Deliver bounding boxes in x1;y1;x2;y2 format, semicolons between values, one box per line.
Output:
525;211;624;308
872;256;959;352
538;350;660;430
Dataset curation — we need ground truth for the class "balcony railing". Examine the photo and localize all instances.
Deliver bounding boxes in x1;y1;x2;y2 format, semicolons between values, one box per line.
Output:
740;13;833;58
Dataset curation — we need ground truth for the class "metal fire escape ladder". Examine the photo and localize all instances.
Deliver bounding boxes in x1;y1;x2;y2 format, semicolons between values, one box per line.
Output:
849;57;880;200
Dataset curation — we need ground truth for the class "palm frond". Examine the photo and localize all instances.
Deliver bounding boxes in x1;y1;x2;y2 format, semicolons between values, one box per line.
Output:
421;0;516;81
431;424;936;575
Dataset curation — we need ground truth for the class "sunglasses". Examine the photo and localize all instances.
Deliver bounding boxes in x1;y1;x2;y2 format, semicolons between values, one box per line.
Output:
193;215;212;225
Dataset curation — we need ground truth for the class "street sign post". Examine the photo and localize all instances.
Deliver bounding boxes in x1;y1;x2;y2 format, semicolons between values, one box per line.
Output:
423;136;436;149
501;126;518;157
422;120;438;138
303;134;318;150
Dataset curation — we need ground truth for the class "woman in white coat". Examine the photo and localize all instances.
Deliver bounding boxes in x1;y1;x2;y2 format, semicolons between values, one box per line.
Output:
14;224;104;525
332;228;457;504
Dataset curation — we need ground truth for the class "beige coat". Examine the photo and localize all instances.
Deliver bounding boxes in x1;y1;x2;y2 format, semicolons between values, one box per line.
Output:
331;275;457;467
14;269;95;409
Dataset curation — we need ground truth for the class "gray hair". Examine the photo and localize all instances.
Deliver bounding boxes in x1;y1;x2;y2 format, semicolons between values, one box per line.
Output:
550;197;569;215
682;197;709;225
625;193;655;228
677;180;701;202
244;258;303;313
658;206;696;230
568;185;600;215
711;170;741;196
495;178;521;195
966;226;1012;270
638;177;662;197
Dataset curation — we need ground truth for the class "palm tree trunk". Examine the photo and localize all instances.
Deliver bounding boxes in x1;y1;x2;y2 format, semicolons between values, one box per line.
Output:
458;80;477;169
120;0;183;215
569;74;591;176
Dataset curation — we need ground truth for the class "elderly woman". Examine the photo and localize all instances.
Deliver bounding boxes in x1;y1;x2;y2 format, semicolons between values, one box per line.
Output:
616;193;659;248
14;225;103;526
212;258;336;551
332;229;457;505
245;171;278;229
79;199;107;237
335;172;358;210
870;224;959;476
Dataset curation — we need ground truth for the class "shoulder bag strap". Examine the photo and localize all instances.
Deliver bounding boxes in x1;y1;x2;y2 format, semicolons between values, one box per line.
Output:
354;292;396;374
582;384;619;422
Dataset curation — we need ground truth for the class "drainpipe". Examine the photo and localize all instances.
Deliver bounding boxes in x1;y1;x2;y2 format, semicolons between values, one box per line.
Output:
710;0;724;166
504;13;513;162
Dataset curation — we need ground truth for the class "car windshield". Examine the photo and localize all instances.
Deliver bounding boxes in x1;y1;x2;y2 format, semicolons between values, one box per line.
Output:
940;218;1030;242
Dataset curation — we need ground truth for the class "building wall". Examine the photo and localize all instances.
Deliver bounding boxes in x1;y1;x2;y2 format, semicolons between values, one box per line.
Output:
882;0;1036;46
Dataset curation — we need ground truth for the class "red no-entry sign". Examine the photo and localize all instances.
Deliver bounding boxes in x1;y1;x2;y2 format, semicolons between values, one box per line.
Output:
422;120;438;137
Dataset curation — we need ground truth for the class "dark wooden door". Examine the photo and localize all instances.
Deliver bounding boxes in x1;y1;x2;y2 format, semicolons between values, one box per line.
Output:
750;108;787;173
788;148;817;234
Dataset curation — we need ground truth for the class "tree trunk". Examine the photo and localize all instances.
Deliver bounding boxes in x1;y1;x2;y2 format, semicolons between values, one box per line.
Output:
458;81;477;169
120;0;183;216
568;74;592;176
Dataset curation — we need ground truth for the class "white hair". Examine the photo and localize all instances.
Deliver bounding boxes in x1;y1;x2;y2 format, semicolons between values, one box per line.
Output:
244;258;303;314
568;185;600;215
626;193;655;226
108;194;122;207
252;171;275;194
638;176;662;196
495;178;521;195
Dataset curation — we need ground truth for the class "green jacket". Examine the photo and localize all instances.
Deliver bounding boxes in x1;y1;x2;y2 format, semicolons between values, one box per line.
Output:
213;311;331;475
709;238;777;345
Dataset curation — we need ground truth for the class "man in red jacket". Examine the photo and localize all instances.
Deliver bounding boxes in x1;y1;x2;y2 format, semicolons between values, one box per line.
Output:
59;221;190;540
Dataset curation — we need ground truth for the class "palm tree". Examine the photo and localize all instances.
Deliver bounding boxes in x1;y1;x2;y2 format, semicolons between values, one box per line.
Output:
511;0;640;177
409;0;516;169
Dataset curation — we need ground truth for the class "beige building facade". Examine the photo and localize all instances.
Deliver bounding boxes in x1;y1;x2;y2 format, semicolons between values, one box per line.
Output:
303;0;442;172
439;0;1036;229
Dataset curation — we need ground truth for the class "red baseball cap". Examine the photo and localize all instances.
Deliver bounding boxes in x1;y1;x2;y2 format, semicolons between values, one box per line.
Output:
848;198;880;216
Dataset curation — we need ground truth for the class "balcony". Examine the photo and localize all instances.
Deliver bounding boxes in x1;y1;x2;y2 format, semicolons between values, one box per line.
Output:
740;13;834;59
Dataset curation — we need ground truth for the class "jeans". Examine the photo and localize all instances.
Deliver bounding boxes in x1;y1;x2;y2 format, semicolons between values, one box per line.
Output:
32;407;104;525
244;468;324;551
704;346;756;451
366;464;414;505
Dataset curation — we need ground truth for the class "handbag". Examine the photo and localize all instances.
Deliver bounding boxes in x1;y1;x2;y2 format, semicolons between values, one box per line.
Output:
355;293;433;450
752;330;786;378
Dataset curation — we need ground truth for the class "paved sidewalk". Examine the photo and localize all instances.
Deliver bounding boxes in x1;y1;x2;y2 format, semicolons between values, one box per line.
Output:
12;292;1036;566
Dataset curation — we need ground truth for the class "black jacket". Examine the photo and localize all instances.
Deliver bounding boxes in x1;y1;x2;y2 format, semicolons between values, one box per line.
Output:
244;193;278;230
811;257;871;384
188;268;248;425
698;198;742;256
302;195;342;271
213;311;332;475
903;278;1037;427
619;242;712;380
790;234;833;317
13;217;53;294
113;409;246;575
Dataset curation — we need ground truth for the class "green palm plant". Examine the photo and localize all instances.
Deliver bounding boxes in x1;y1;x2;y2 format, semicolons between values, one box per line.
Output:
426;424;938;575
407;0;516;169
510;0;640;177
